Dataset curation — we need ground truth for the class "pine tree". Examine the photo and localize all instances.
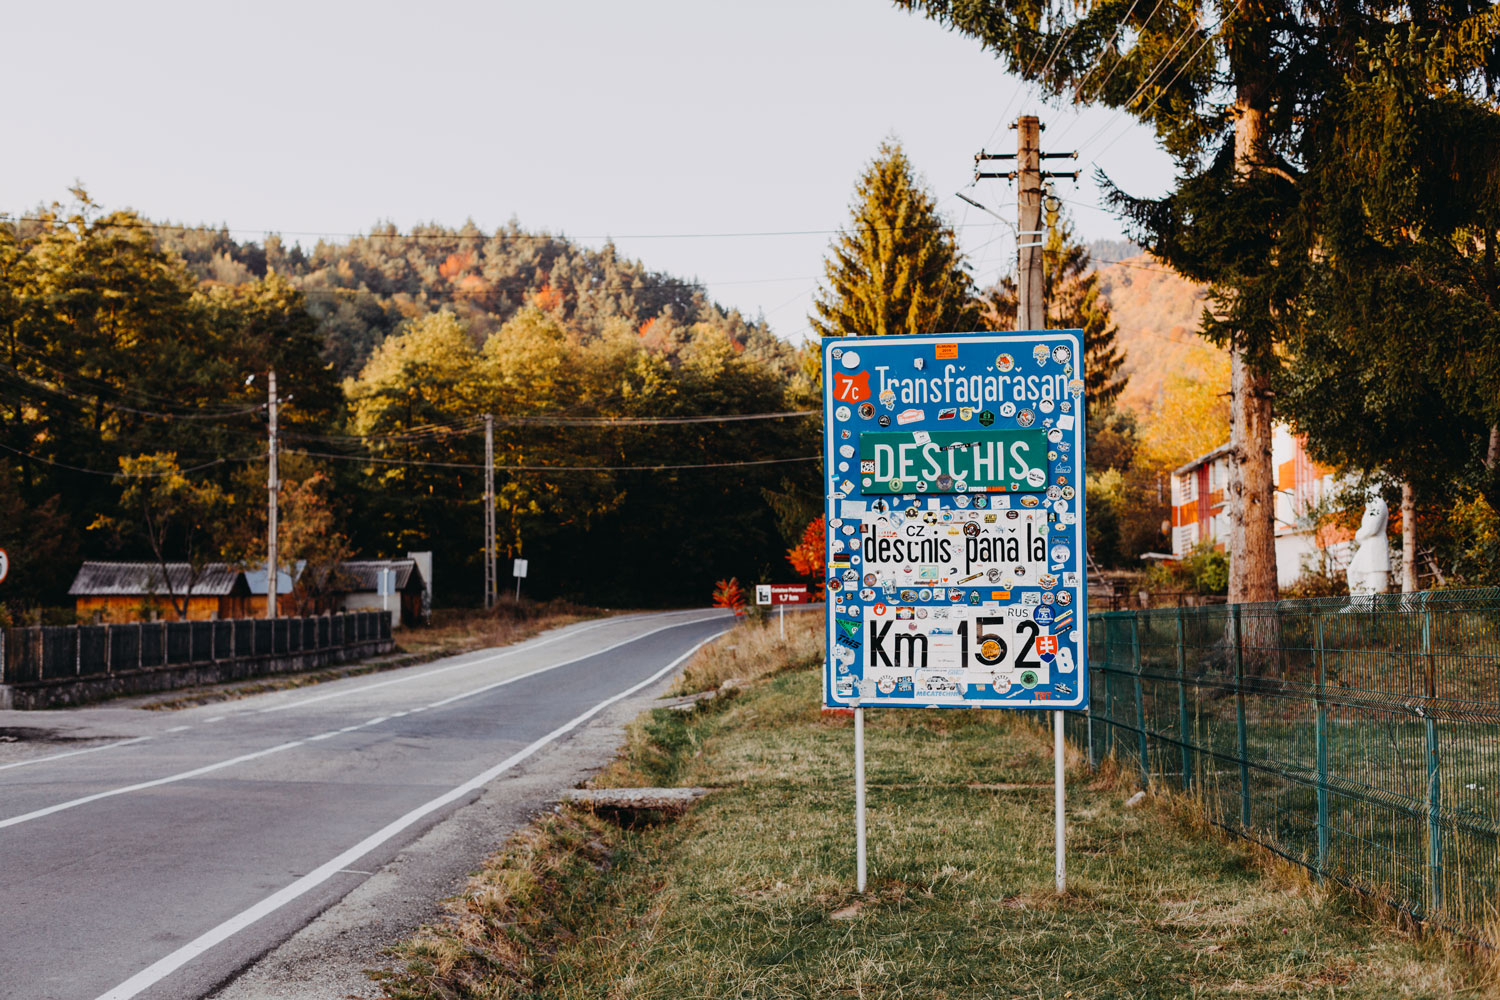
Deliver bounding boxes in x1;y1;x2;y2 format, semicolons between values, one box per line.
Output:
812;140;978;338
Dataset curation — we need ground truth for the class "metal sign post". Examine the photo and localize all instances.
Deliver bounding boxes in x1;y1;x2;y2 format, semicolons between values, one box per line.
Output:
512;558;528;602
756;583;809;639
820;331;1088;896
855;701;867;892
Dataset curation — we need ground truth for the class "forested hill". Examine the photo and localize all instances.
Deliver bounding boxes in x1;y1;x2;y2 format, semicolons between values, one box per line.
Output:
148;219;789;378
0;208;818;613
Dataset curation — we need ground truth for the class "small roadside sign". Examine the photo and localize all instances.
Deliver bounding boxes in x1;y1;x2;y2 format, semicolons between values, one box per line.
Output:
759;584;808;605
513;558;528;579
0;548;8;584
758;583;809;637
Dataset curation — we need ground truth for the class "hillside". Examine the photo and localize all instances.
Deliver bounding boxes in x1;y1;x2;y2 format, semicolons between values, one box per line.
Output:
1093;255;1224;416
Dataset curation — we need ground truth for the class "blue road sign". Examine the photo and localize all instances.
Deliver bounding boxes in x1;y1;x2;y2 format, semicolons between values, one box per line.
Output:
822;330;1088;710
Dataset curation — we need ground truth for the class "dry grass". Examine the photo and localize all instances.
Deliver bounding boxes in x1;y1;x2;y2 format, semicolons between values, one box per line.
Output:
670;610;821;695
378;617;1497;999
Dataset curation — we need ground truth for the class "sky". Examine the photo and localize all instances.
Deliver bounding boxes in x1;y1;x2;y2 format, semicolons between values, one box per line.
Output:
4;0;1175;344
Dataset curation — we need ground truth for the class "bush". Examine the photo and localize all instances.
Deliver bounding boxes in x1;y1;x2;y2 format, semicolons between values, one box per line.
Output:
1146;542;1229;595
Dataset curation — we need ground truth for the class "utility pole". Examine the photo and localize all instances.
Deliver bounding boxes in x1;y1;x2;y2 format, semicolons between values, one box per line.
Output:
975;116;1078;332
975;117;1080;896
266;369;278;620
484;414;495;609
1015;115;1044;331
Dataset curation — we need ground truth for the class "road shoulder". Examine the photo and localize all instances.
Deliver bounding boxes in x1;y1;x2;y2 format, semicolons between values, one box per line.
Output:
208;672;677;1000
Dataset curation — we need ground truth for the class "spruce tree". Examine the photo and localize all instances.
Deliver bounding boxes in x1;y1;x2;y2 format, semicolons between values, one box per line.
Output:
899;0;1500;603
812;140;978;338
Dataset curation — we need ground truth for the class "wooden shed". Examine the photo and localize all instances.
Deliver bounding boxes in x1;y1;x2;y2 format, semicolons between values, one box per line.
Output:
69;562;253;623
337;559;427;627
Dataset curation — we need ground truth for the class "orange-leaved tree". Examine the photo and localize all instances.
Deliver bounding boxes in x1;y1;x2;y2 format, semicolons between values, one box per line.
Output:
711;578;748;617
787;516;826;598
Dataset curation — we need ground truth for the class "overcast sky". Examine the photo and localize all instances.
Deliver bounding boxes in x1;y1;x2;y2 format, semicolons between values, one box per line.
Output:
4;0;1173;343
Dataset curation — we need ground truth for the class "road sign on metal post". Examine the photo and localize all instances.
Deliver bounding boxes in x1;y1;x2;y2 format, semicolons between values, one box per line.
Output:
0;547;8;584
821;330;1088;894
513;558;528;602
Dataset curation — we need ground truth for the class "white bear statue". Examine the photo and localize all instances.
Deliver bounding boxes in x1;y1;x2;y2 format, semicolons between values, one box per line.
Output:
1346;493;1390;597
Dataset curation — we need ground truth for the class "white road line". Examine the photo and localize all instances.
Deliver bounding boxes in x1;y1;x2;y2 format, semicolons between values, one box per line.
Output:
0;613;716;785
0;737;152;773
245;616;622;715
92;623;733;1000
0;741;306;831
0;615;727;825
245;609;717;717
419;616;726;712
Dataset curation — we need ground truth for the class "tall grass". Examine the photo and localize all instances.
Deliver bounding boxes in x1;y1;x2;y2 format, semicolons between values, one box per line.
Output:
670;610;822;695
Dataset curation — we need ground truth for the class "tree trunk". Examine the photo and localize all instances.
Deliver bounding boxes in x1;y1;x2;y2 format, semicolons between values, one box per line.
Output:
1226;76;1279;607
1401;482;1418;593
1226;351;1278;604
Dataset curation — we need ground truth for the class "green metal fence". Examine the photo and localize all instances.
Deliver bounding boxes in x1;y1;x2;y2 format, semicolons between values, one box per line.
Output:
1076;588;1500;942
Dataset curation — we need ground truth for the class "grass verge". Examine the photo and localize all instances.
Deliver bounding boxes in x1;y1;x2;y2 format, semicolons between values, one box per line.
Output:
376;619;1495;999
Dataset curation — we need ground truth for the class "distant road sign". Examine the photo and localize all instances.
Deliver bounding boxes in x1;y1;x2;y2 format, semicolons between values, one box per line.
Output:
757;584;808;606
513;558;528;579
0;547;8;584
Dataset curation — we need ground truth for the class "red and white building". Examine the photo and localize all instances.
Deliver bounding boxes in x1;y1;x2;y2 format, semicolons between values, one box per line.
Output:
1169;424;1353;587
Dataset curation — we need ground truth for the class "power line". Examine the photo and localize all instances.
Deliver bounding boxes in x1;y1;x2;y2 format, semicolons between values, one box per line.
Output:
0;363;265;421
1078;0;1240;160
0;441;257;478
284;448;820;474
1090;1;1241;161
3;345;270;415
2;215;1002;244
495;410;818;427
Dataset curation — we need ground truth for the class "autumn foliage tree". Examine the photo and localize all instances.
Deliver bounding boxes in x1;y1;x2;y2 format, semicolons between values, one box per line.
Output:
812;140;977;338
711;578;749;617
786;516;826;596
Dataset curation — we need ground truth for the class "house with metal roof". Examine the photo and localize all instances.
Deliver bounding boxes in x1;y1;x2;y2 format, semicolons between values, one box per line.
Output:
336;558;427;627
70;554;430;626
69;561;255;622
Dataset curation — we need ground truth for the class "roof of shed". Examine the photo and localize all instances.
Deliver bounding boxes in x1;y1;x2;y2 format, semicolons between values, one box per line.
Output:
68;561;245;597
338;559;422;592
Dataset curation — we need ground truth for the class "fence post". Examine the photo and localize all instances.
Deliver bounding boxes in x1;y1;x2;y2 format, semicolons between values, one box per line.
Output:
1314;613;1329;884
1232;604;1251;831
1176;607;1190;791
1131;615;1148;786
1422;598;1442;914
1103;652;1114;758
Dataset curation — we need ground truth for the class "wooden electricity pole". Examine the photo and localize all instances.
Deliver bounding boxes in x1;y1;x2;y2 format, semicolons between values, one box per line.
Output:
1015;115;1044;331
483;414;495;609
974;116;1077;331
266;369;278;620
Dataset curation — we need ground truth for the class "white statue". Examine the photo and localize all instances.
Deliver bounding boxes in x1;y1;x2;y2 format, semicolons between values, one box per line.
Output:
1346;493;1390;596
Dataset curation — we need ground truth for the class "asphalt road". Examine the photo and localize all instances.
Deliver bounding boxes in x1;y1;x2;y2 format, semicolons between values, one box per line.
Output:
0;609;734;1000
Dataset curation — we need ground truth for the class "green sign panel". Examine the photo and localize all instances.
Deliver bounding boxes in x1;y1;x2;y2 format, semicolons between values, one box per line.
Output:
858;429;1049;495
